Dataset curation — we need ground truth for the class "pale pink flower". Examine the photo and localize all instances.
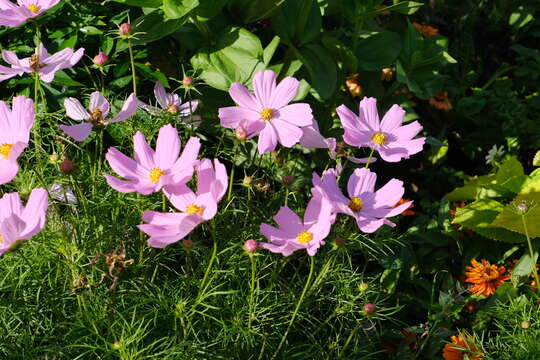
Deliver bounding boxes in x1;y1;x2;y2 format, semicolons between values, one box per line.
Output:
218;69;313;154
338;97;425;162
313;168;412;233
104;124;200;195
0;95;34;185
0;188;48;256
0;0;60;27
140;82;201;127
138;158;228;248
259;191;333;256
59;91;138;142
299;119;336;157
0;44;84;83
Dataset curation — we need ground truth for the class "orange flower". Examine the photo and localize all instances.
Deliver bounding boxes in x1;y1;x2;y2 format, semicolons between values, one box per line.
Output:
345;73;363;98
412;22;439;37
465;259;510;297
442;333;483;360
429;91;453;111
393;198;415;216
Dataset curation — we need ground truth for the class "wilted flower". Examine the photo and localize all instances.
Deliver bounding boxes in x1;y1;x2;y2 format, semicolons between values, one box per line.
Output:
48;183;77;204
345;73;363;98
313;168;413;233
429;91;453;111
93;52;109;66
140;82;201;127
0;0;60;27
412;22;439;37
465;259;510;297
104;124;200;195
0;44;84;83
259;191;333;256
381;68;393;81
139;159;228;248
60;91;138;141
0;188;48;256
91;246;134;291
0;96;34;185
442;333;483;360
218;69;313;154
338;97;425;162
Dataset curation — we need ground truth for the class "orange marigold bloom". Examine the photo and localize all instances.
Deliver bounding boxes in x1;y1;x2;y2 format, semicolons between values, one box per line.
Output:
393;198;415;216
429;91;453;111
442;333;483;360
412;22;439;37
345;73;363;98
465;259;510;297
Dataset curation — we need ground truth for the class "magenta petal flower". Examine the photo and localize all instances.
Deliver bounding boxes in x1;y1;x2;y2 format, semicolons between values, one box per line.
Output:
0;188;48;256
218;69;313;154
313;168;412;233
140;82;202;127
0;0;61;27
0;95;35;185
338;97;425;162
60;92;138;141
104;124;201;195
0;44;84;83
139;158;228;248
259;193;333;257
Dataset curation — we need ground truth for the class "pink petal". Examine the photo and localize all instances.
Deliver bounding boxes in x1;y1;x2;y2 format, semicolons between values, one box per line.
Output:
109;93;138;123
64;98;90;121
211;159;228;201
358;97;380;131
272;118;303;148
356;218;385;233
380;104;405;132
218;106;259;129
59;123;93;142
89;91;110;118
105;147;146;180
154;82;170;109
163;183;196;212
270;76;299;109
347;168;376;198
372;179;404;209
11;95;34;133
257;123;278;154
170;136;200;184
19;188;48;239
67;47;84;67
229;82;260;111
252;70;276;106
273;206;303;236
0;159;19;185
2;49;21;66
259;223;290;243
390;121;423;141
154;124;180;170
276;103;313;127
133;131;155;170
347;155;377;164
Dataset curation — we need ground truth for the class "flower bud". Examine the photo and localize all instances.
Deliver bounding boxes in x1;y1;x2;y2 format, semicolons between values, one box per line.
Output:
359;282;369;292
243;176;252;186
182;239;193;248
93;52;109;66
363;303;377;315
235;125;247;140
60;159;75;173
282;175;295;185
119;23;133;36
243;239;258;253
516;202;529;213
521;320;530;329
182;76;193;86
335;237;346;247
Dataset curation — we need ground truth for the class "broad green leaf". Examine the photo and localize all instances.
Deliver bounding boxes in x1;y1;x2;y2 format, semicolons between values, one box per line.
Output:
263;36;280;66
356;32;401;71
444;174;501;201
227;0;283;23
296;44;337;100
271;0;321;46
162;0;199;20
510;251;539;285
361;1;423;17
533;150;540;166
132;10;189;45
134;63;169;87
195;0;229;20
496;156;524;183
52;71;84;87
321;35;358;73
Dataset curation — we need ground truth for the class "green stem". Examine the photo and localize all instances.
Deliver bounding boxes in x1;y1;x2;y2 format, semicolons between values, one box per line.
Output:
271;255;315;359
248;254;257;329
227;143;238;202
199;220;218;294
364;148;375;168
338;322;361;358
128;39;137;96
522;215;540;295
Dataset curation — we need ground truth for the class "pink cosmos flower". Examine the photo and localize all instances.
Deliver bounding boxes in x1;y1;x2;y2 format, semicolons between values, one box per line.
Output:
59;91;138;142
299;119;337;157
0;188;48;256
0;44;84;83
0;95;34;185
0;0;60;28
338;97;425;162
140;82;201;127
313;168;412;233
218;69;313;154
138;158;228;248
104;124;201;195
259;191;333;256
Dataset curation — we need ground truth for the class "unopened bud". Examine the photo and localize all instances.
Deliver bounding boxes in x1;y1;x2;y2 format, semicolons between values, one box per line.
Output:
359;282;369;292
119;23;133;36
60;159;75;173
182;76;193;86
363;303;377;315
235;125;247;140
521;320;530;329
243;176;252;186
282;175;295;185
93;52;109;66
182;239;193;248
243;239;258;253
516;202;528;213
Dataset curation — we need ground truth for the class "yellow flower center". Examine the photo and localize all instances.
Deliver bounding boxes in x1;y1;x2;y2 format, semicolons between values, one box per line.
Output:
27;4;40;13
348;197;363;212
148;168;165;183
0;144;13;159
0;233;3;245
371;132;386;145
260;108;273;121
90;108;103;123
166;104;179;114
296;231;313;244
186;204;203;216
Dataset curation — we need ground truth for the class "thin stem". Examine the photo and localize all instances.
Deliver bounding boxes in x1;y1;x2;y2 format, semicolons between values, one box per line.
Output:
338;322;361;358
271;255;315;359
248;254;257;329
128;39;137;96
199;220;218;294
522;215;540;294
364;148;375;168
227;143;238;202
